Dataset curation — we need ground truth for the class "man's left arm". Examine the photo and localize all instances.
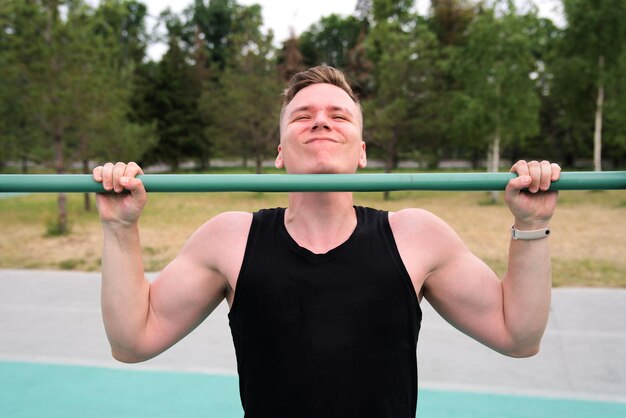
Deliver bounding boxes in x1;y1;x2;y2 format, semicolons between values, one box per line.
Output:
499;160;561;355
420;160;560;357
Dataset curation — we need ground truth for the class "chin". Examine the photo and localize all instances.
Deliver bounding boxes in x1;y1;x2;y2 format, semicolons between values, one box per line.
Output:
284;159;359;174
313;166;358;175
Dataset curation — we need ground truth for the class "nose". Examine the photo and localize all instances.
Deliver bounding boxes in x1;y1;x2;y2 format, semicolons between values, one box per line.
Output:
311;112;331;131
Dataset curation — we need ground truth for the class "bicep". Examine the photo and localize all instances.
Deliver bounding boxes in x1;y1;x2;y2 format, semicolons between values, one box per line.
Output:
147;252;228;348
140;212;249;356
422;225;510;352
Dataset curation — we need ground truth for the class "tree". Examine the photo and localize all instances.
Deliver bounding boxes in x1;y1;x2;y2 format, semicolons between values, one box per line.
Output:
371;0;414;21
345;0;376;99
1;0;155;230
299;14;364;69
603;51;626;167
192;0;261;71
30;0;81;232
362;0;450;180
0;0;47;172
143;12;205;171
277;31;306;81
200;8;282;172
430;0;476;46
364;18;443;174
514;16;566;165
344;28;375;100
93;0;149;65
138;0;274;170
449;1;542;201
560;0;626;171
72;1;156;210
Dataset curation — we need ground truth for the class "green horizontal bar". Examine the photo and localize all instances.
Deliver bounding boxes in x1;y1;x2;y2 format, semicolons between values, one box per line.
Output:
0;172;624;193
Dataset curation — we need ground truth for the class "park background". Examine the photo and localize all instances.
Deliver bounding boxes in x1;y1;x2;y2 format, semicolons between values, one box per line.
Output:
0;2;625;417
0;0;624;286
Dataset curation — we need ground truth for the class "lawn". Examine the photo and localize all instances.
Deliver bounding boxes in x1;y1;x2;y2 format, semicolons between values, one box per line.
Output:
0;186;624;287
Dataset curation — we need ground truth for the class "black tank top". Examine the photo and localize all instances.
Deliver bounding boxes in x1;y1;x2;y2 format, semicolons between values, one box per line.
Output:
228;206;422;418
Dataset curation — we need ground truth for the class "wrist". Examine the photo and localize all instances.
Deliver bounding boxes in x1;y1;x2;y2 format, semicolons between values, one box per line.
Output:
512;218;550;231
102;220;140;235
102;222;141;251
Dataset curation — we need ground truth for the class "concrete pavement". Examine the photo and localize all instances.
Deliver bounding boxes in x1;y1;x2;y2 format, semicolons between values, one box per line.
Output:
1;269;624;403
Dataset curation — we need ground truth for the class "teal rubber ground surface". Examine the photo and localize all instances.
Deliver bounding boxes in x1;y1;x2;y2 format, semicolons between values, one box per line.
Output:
2;361;625;418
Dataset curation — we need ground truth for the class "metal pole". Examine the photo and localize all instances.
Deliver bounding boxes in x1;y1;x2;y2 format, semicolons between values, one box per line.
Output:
0;172;625;193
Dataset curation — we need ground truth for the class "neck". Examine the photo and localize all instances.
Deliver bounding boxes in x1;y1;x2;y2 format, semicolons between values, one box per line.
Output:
284;192;357;254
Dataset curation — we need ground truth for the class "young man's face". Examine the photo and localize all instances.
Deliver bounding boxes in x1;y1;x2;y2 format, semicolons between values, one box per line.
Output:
276;83;366;174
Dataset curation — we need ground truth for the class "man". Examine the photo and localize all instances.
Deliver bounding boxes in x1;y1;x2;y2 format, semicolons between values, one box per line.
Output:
93;66;560;418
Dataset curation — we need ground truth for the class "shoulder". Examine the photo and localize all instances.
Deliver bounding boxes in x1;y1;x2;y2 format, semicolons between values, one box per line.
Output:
191;211;253;243
388;208;450;236
176;211;253;285
211;210;254;228
388;208;468;268
180;211;253;260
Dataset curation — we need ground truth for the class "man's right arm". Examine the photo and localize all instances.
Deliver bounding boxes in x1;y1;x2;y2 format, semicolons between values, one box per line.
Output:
94;162;247;363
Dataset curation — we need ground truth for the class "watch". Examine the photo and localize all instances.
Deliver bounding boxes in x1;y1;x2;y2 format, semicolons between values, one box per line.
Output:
511;224;551;240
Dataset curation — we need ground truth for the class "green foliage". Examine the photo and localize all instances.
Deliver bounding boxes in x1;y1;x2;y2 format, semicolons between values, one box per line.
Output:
0;0;49;168
448;2;542;167
603;51;626;166
199;17;282;172
190;0;264;71
562;0;625;66
429;0;476;46
1;0;625;180
193;0;237;69
141;29;204;170
557;0;626;169
93;0;149;65
0;0;157;233
299;14;364;69
372;0;415;23
364;14;445;170
0;0;155;168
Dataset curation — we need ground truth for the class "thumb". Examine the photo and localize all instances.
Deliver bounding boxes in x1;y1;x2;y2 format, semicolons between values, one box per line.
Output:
506;174;531;194
120;176;147;200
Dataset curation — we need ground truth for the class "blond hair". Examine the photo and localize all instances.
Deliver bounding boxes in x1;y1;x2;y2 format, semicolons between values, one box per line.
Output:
282;66;359;108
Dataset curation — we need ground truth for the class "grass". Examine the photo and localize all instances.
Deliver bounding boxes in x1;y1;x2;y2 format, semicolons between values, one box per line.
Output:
0;188;624;287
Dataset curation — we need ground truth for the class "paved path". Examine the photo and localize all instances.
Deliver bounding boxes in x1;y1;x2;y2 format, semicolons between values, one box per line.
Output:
1;269;625;403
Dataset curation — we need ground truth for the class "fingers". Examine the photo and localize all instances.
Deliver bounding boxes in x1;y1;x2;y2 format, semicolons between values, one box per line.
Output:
92;165;103;183
550;162;561;182
510;160;561;193
92;162;144;193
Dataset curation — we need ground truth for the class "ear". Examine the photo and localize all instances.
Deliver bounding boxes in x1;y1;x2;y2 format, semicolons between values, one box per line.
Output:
275;144;284;169
358;141;367;169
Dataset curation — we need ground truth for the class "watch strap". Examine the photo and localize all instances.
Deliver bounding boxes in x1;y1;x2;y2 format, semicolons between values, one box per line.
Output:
511;224;551;240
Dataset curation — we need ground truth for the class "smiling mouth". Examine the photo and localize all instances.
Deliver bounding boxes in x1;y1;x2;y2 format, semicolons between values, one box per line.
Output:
305;137;339;144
